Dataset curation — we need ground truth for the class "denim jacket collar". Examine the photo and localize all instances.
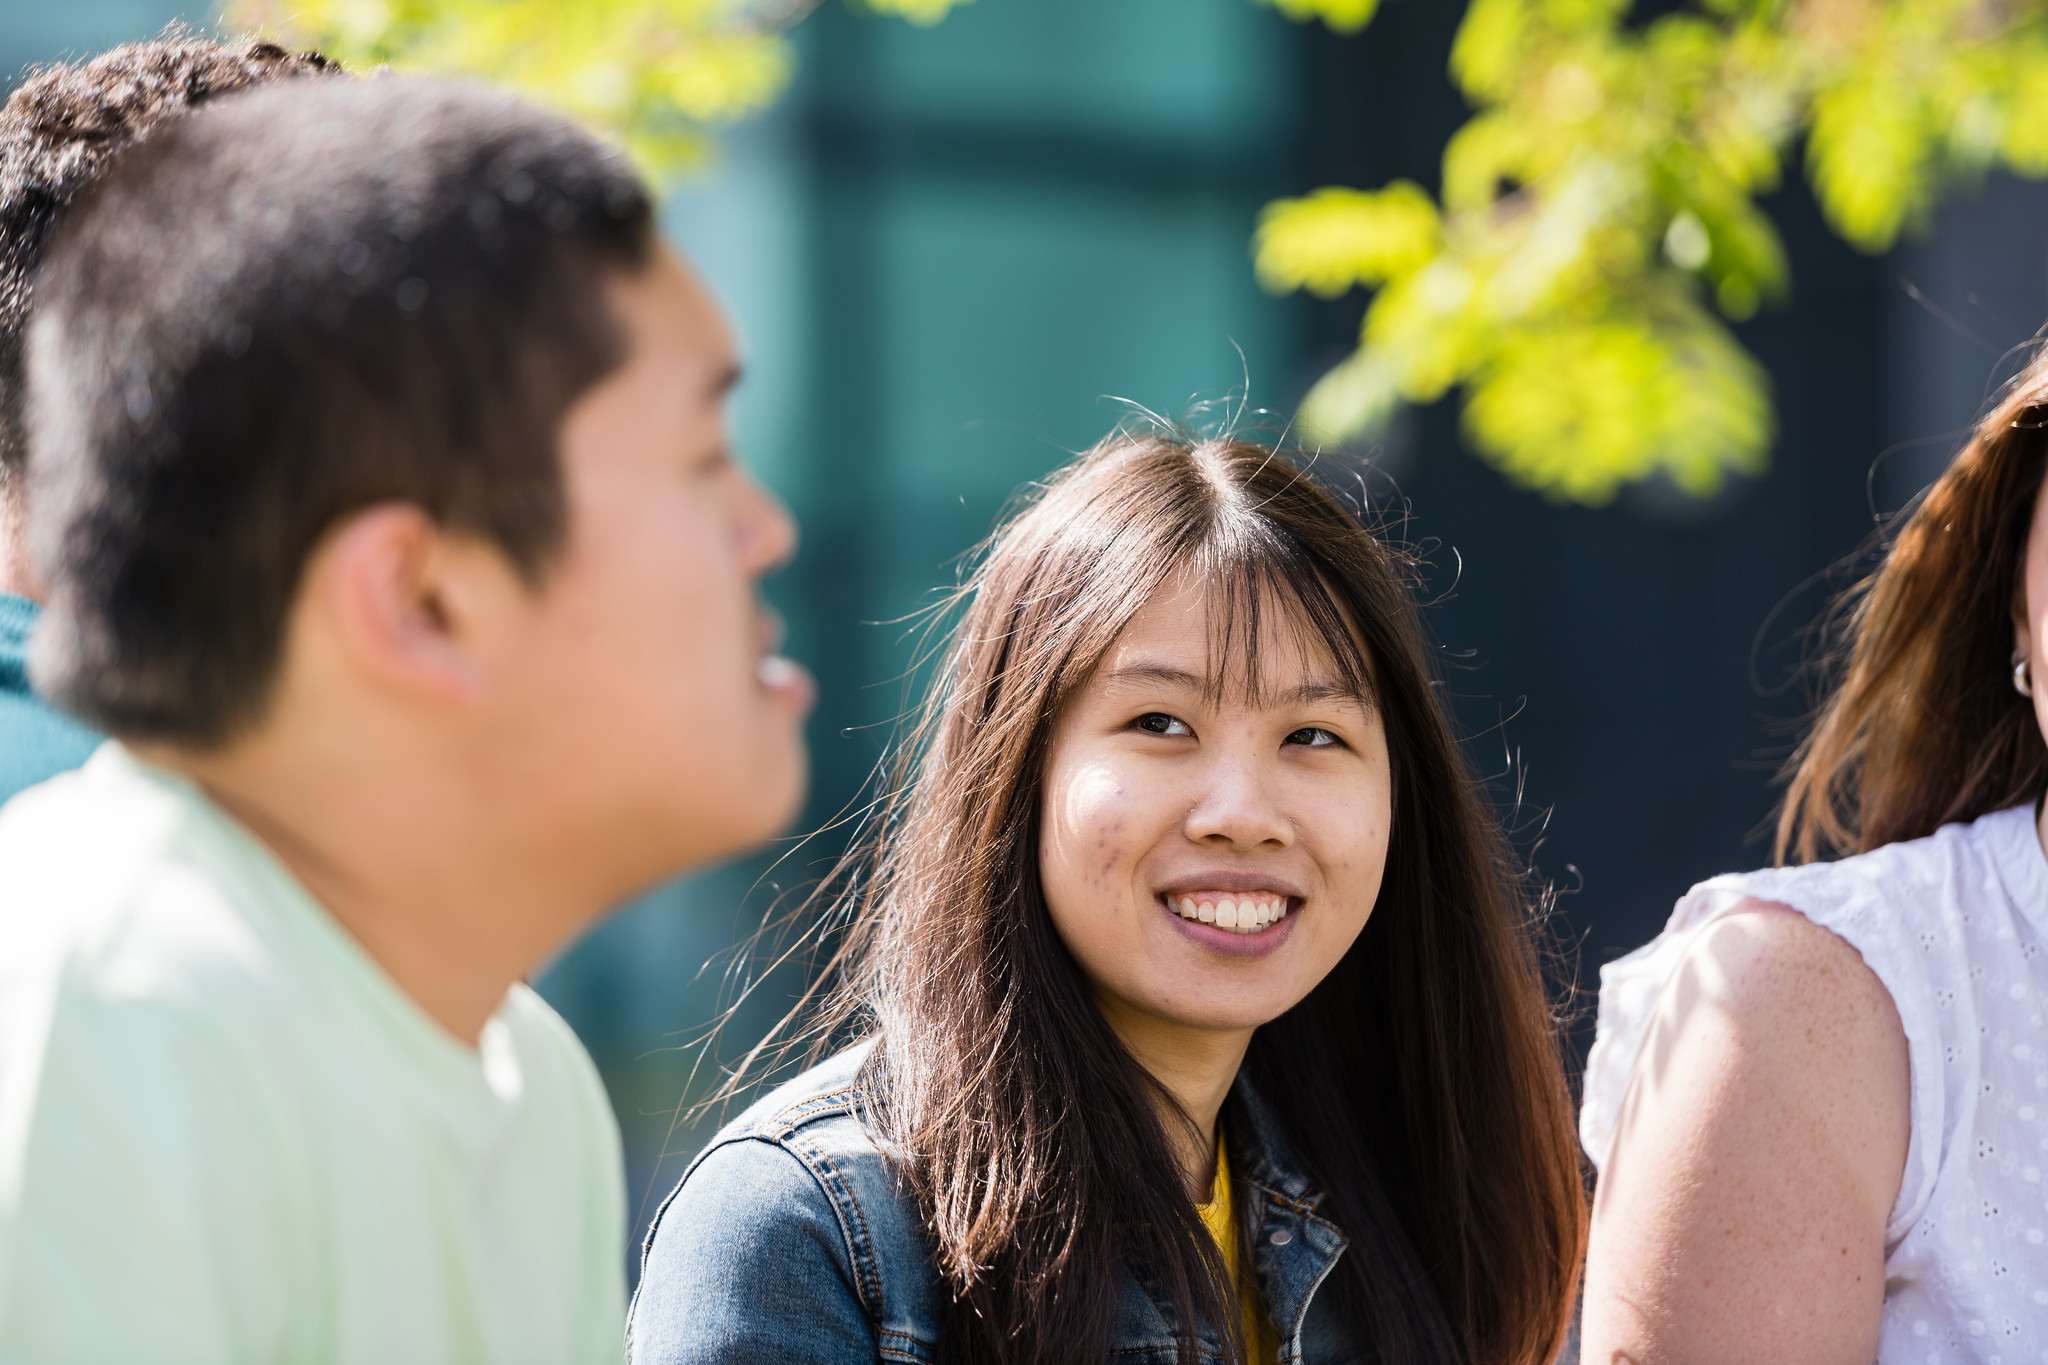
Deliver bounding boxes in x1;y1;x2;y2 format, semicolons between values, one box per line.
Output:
1116;1073;1353;1363
631;1046;1371;1365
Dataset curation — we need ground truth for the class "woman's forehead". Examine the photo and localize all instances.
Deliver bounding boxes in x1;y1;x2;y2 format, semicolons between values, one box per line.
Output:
1100;570;1367;700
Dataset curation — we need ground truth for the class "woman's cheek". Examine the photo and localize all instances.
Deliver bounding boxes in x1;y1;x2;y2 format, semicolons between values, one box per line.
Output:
1042;757;1137;904
1306;794;1390;907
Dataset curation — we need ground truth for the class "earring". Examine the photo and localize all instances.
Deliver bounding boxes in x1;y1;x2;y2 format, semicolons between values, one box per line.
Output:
2018;655;2036;699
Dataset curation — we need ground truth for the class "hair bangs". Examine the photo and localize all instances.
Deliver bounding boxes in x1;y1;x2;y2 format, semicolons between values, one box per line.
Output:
1186;509;1376;714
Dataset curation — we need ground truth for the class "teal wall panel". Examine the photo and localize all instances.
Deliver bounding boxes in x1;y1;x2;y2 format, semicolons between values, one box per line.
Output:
856;0;1291;146
0;3;199;85
866;173;1292;624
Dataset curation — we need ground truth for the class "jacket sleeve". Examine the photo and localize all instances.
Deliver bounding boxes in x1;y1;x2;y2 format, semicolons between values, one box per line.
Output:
628;1136;879;1364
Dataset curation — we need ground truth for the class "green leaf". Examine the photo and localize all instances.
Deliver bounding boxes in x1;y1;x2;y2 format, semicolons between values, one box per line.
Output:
223;0;958;181
1254;0;1382;34
1296;349;1405;446
1253;182;1442;298
1806;73;1931;253
1363;259;1486;403
1461;308;1770;503
862;0;973;25
1441;111;1534;213
1450;0;1530;103
2003;46;2048;175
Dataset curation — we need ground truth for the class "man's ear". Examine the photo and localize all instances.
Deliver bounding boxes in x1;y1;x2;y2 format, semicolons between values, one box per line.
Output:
303;503;509;705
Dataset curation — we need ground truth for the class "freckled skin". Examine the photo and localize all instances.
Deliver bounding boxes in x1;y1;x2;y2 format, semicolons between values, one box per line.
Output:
1587;478;2048;1364
1582;907;1909;1365
1036;568;1392;1190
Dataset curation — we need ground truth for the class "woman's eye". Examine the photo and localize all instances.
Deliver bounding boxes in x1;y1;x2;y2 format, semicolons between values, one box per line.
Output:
1134;712;1193;737
1285;726;1341;748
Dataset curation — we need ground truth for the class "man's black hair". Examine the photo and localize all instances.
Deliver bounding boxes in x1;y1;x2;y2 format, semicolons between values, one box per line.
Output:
27;74;657;746
0;31;337;490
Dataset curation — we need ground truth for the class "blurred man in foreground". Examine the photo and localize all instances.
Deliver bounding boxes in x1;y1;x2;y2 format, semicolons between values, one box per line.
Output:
0;35;335;804
0;73;812;1361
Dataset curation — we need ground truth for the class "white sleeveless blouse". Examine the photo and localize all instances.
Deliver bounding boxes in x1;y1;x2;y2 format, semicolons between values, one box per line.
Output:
1583;804;2048;1364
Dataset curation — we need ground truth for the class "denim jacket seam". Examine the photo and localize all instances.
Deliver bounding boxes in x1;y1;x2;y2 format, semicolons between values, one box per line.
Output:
640;1084;884;1322
784;1132;890;1320
1106;1347;1226;1362
628;1130;803;1356
876;1324;928;1363
1245;1174;1332;1223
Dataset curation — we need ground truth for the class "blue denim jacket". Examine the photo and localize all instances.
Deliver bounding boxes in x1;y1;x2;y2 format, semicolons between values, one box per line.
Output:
627;1043;1373;1364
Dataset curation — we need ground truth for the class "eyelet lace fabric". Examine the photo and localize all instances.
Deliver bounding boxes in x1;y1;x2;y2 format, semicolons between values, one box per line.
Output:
1583;804;2048;1363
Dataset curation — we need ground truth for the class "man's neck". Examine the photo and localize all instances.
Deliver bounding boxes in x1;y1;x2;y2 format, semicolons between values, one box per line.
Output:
0;495;30;600
141;732;607;1047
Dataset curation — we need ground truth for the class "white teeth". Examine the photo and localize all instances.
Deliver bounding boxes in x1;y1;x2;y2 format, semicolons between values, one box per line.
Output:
1169;893;1295;932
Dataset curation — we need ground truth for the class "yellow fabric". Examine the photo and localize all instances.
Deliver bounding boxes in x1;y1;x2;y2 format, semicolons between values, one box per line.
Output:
1194;1137;1282;1363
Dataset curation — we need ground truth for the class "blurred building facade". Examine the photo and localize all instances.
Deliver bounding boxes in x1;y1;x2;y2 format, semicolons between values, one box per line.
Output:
9;0;2048;1271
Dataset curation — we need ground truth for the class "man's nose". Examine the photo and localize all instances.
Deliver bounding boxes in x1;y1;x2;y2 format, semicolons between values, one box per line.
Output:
735;466;797;577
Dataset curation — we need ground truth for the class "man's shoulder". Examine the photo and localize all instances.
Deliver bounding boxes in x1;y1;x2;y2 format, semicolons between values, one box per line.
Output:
0;750;278;1020
496;983;619;1136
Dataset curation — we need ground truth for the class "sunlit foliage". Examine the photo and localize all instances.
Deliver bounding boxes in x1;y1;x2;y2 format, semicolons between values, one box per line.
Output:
221;0;972;179
1257;0;2048;503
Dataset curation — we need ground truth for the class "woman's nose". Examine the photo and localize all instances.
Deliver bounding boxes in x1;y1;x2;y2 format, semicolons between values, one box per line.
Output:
1180;750;1292;849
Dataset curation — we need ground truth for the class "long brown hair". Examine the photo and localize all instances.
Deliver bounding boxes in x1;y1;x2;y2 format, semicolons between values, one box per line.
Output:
798;428;1585;1363
1778;353;2048;863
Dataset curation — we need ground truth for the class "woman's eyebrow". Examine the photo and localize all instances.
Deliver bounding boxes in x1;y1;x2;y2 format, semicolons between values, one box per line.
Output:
1274;679;1369;707
1099;664;1205;692
1100;664;1367;707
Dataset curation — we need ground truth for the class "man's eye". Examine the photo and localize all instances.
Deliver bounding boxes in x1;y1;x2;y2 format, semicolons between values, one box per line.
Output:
1285;727;1341;748
1134;712;1193;737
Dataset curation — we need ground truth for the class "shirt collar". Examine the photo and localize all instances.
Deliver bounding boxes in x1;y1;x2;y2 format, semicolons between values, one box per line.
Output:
0;592;40;695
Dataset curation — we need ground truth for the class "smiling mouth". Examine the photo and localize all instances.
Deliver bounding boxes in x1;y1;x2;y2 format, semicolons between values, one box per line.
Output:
1166;892;1291;935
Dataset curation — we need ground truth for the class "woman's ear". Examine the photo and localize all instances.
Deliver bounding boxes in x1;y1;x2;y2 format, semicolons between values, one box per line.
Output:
302;503;506;706
2014;576;2032;665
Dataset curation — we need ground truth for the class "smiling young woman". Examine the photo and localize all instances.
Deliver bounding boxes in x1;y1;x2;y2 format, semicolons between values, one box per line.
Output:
627;428;1587;1365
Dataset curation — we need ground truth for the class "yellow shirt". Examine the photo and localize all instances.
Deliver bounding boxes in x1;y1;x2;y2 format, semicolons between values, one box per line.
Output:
1195;1138;1282;1363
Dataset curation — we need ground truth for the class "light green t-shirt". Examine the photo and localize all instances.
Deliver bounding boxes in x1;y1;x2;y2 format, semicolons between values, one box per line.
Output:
0;744;626;1363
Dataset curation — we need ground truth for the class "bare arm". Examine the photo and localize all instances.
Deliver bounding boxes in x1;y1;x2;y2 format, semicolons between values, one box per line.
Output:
1580;901;1910;1365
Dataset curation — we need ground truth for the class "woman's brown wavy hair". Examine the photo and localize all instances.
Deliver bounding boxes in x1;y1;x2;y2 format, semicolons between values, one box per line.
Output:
788;426;1584;1364
1778;353;2048;863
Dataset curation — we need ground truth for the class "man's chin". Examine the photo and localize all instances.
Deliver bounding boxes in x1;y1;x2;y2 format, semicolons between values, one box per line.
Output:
673;748;808;867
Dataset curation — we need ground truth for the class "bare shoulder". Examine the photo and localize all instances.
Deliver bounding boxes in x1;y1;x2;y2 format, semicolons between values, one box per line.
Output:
1668;898;1903;1057
1627;897;1907;1130
1581;897;1910;1365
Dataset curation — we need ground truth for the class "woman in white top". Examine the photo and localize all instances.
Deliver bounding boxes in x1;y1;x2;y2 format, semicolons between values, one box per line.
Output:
1581;353;2048;1365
